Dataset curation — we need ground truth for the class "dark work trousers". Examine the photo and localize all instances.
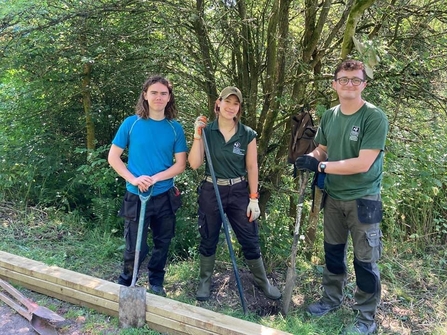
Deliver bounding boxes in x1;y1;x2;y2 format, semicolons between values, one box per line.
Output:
322;193;383;326
117;190;175;287
197;180;261;260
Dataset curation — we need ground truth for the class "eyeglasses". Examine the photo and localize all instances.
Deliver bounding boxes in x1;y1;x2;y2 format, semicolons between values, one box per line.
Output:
335;77;365;86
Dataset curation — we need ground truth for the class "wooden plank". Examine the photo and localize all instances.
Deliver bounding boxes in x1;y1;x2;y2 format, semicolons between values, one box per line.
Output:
0;270;215;335
0;252;117;301
0;269;118;316
0;251;291;335
146;313;219;335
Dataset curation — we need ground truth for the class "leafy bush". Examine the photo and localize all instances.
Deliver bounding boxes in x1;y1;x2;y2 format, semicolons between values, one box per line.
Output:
74;145;125;232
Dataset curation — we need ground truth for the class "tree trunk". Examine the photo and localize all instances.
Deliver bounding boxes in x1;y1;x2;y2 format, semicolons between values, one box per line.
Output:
82;61;95;157
341;0;376;59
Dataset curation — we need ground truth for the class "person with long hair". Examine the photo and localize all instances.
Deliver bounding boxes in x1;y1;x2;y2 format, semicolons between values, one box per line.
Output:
108;75;187;296
188;86;281;302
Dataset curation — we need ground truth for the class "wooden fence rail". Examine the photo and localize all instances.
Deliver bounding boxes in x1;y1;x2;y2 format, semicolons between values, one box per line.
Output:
0;250;291;335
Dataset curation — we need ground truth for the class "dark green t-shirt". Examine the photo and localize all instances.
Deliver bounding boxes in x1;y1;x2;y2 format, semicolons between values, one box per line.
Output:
315;102;388;200
204;120;257;179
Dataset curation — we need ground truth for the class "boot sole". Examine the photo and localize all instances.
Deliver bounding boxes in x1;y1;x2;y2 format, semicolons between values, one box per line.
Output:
307;305;339;317
196;296;210;301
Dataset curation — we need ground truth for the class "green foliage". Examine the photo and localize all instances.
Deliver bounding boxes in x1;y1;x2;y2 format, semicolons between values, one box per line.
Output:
382;118;447;245
0;71;82;206
260;175;296;270
1;0;446;260
74;145;125;231
167;167;202;260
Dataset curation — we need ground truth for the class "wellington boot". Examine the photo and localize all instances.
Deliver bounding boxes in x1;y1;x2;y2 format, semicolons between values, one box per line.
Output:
196;254;216;301
245;257;281;300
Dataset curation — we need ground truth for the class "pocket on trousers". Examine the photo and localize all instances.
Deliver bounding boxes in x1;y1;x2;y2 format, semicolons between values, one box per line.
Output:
198;211;208;239
356;198;383;224
169;186;182;213
366;229;383;262
118;193;139;221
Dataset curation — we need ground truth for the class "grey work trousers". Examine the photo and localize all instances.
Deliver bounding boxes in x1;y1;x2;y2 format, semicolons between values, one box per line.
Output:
322;193;383;325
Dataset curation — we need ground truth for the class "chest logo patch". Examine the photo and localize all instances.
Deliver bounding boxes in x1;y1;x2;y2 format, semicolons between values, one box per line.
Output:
350;126;360;141
232;142;245;156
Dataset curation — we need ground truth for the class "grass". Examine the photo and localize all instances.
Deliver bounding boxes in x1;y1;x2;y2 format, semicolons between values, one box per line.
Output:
0;203;446;334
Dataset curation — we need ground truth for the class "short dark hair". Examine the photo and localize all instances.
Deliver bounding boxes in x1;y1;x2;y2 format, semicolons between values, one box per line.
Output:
135;75;178;120
334;59;367;80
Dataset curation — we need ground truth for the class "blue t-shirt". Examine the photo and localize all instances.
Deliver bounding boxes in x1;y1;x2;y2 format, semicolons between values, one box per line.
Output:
112;115;187;196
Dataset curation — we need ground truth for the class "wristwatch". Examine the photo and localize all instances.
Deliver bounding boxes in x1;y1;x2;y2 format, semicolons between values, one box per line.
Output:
319;163;326;173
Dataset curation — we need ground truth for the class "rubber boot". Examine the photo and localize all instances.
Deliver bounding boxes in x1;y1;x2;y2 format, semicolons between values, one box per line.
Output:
245;257;281;300
196;254;216;301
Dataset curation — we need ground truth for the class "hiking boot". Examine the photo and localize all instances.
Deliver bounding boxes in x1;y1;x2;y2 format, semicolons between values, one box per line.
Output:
307;299;340;317
342;321;377;334
117;277;132;287
148;285;167;297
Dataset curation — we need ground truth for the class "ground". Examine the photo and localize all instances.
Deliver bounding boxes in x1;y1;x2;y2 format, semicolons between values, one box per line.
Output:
1;261;446;335
1;304;37;335
0;293;88;335
175;265;284;316
1;216;445;335
0;263;282;335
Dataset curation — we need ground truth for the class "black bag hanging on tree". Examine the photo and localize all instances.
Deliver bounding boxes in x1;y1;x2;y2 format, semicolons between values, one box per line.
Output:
287;104;317;164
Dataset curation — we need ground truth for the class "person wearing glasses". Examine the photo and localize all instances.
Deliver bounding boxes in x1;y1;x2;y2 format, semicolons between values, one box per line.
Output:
294;59;388;334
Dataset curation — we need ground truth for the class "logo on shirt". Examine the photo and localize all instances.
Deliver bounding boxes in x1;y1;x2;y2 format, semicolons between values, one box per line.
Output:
350;126;360;141
232;142;245;155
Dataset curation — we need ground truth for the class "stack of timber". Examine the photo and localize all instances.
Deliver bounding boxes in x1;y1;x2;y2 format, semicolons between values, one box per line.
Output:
0;250;291;335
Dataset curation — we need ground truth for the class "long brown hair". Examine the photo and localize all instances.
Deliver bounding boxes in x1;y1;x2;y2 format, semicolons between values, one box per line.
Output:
135;75;178;120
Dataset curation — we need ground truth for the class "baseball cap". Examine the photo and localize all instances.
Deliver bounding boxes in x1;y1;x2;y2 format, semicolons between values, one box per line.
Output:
219;86;243;103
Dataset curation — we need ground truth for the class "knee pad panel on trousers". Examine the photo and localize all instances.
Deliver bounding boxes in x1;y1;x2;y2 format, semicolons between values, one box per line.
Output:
324;241;346;275
354;257;378;294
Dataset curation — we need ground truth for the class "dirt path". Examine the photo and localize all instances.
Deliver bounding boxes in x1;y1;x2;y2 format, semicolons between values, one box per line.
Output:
0;305;37;335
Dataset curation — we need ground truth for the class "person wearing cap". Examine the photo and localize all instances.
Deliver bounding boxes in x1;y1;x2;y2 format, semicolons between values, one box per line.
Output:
188;86;281;302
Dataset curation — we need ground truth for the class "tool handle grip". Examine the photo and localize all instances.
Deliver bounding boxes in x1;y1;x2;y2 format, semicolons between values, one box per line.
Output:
0;278;36;310
0;291;32;320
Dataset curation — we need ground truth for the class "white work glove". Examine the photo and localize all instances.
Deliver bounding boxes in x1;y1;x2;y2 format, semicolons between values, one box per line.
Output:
194;116;207;140
246;198;260;222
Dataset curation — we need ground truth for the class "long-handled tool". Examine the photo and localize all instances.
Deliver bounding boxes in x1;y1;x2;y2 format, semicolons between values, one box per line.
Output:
119;189;152;328
202;129;247;315
282;170;309;315
0;278;66;335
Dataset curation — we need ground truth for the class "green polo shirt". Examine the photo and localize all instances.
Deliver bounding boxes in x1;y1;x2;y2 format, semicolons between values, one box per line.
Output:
204;120;257;179
315;102;388;200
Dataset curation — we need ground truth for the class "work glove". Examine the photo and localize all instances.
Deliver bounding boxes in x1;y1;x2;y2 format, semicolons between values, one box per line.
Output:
194;116;208;139
294;155;319;172
246;198;260;222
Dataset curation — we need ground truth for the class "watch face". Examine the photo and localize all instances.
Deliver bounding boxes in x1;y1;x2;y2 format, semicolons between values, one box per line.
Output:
321;164;326;169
